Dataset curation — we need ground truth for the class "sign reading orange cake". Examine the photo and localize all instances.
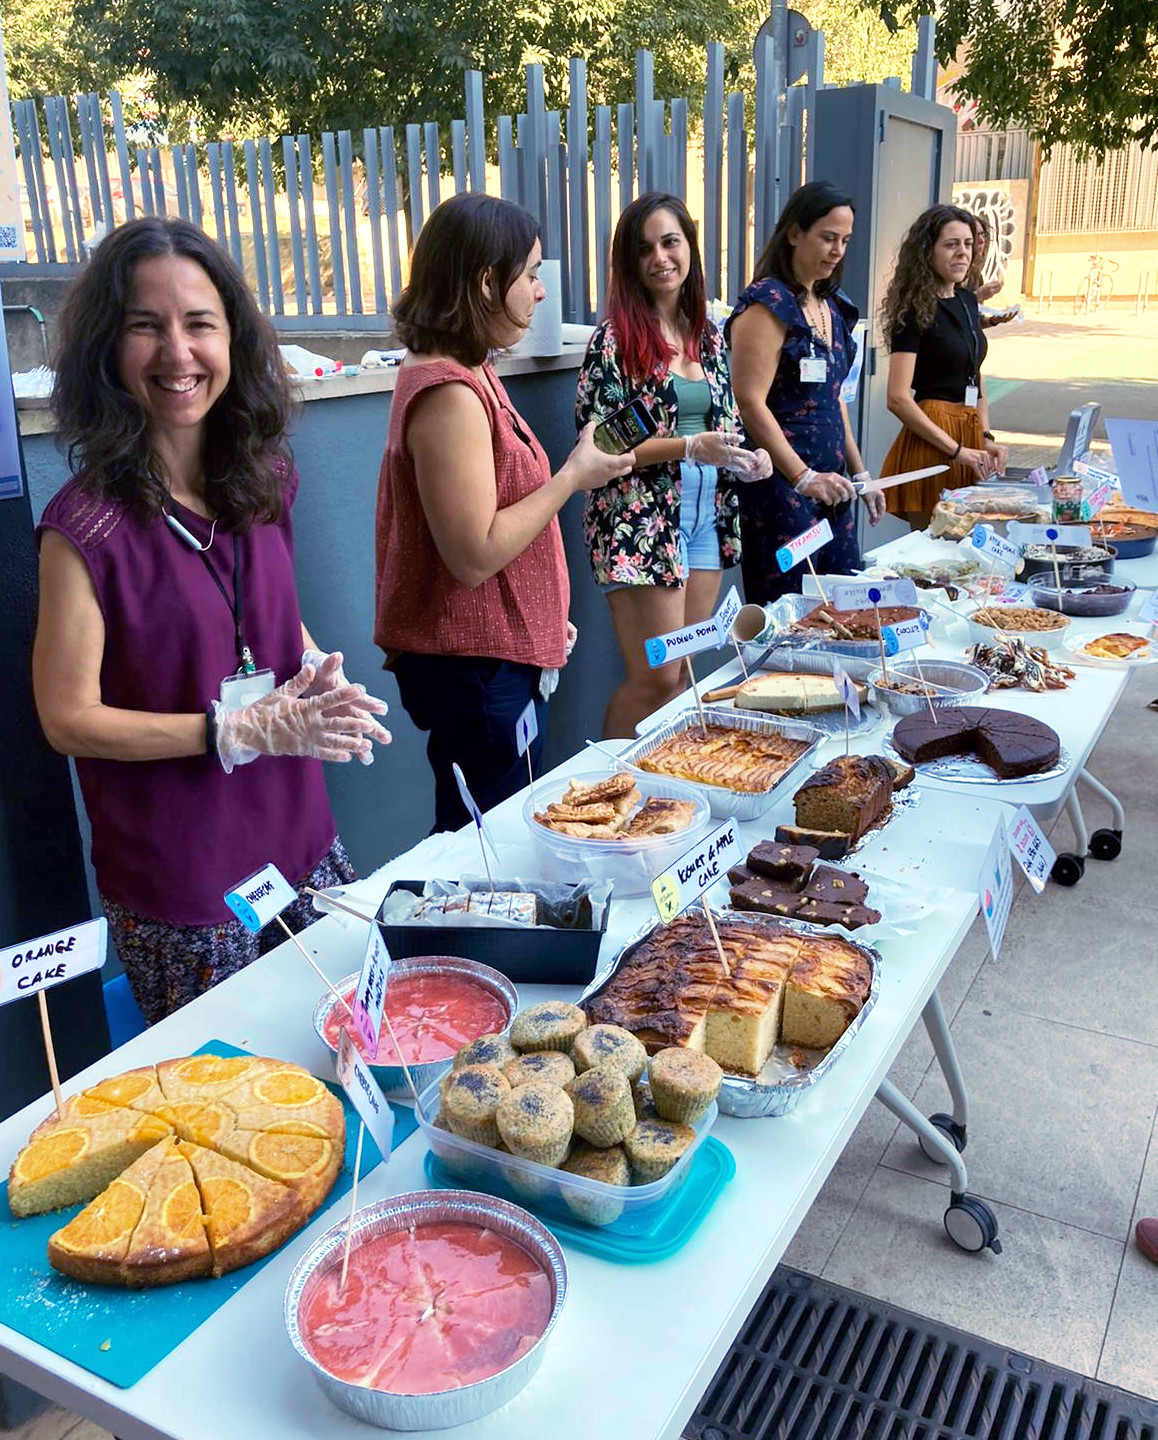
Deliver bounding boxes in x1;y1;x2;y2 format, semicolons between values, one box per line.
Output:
7;1054;345;1286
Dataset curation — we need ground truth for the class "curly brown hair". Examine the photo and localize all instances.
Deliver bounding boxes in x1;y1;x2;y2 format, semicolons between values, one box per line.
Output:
52;216;293;529
879;204;976;350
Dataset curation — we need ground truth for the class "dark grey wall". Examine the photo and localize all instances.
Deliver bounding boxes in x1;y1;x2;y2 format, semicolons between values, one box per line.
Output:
19;366;650;884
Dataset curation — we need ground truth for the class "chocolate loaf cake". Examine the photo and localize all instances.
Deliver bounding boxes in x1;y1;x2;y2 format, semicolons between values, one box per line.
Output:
892;706;1060;779
793;754;896;843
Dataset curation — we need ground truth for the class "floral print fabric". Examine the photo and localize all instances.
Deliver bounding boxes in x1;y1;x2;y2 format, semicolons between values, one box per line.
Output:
725;278;861;604
575;319;743;588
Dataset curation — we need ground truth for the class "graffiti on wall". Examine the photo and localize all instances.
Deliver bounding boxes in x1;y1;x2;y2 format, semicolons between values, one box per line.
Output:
954;186;1017;286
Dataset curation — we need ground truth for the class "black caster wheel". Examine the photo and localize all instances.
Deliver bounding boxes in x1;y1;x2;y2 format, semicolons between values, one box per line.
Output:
1051;852;1085;886
918;1112;967;1163
944;1194;1002;1254
1089;828;1122;861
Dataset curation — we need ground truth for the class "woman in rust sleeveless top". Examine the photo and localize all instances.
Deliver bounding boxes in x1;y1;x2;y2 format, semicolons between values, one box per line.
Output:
375;194;632;832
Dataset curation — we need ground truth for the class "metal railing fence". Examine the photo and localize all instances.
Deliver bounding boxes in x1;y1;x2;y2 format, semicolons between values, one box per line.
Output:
9;42;827;328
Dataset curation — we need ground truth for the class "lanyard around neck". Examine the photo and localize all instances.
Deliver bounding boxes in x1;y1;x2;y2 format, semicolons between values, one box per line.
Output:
179;528;255;674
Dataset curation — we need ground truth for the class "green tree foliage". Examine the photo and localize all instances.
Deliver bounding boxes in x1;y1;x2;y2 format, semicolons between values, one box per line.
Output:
880;0;1158;154
1;0;121;99
798;0;915;89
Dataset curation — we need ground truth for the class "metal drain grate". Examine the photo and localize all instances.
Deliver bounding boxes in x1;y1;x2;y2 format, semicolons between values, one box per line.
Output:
687;1268;1158;1440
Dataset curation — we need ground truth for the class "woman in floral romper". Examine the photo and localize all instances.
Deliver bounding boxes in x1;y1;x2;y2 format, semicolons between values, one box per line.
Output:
576;192;771;736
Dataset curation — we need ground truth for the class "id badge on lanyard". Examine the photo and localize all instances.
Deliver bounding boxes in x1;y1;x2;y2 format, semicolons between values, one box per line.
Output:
964;382;980;408
799;349;826;385
219;668;276;711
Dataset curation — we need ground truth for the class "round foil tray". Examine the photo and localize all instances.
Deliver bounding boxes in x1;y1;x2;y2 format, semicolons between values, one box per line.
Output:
284;1189;567;1431
312;955;518;1098
882;735;1070;785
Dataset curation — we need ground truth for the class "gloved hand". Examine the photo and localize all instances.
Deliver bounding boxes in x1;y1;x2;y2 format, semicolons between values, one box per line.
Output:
299;649;391;765
852;472;887;524
684;430;750;469
726;447;774;482
214;668;386;773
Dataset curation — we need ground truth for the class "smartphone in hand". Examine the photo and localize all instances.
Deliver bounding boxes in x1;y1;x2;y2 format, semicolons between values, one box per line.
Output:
593;398;659;455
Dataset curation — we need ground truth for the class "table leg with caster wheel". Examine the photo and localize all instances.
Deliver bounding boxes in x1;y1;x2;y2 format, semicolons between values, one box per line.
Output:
919;990;968;1160
1079;769;1123;860
874;1078;1002;1253
1051;768;1124;884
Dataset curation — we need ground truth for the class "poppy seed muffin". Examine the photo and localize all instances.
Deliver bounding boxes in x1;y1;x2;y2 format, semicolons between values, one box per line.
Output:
561;1143;631;1226
495;1083;574;1167
565;1064;636;1147
572;1024;647;1083
441;1064;511;1147
503;1050;576;1090
624;1118;696;1184
509;1001;587;1053
452;1034;518;1071
648;1048;723;1124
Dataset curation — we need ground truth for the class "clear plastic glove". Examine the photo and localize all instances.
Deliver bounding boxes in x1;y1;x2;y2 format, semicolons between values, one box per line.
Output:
300;649;392;764
852;471;887;524
684;430;750;469
214;668;385;773
726;447;773;482
984;440;1009;476
565;621;578;658
796;469;857;506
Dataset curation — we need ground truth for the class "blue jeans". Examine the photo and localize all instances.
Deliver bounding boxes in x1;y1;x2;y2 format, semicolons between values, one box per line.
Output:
390;652;547;833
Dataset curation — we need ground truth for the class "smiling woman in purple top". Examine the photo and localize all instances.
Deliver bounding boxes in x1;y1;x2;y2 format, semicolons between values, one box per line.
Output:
32;217;390;1023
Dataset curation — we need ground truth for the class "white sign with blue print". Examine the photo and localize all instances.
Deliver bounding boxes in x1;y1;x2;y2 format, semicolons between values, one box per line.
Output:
881;612;931;655
968;524;1021;569
224;863;297;932
775;518;833;574
643;586;746;668
515;699;538;758
830;577;918;610
1006;522;1093;549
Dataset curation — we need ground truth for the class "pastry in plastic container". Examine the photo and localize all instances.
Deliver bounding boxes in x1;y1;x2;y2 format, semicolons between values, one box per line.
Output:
928;484;1052;539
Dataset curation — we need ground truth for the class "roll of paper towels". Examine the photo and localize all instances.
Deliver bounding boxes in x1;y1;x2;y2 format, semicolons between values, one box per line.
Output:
510;259;562;357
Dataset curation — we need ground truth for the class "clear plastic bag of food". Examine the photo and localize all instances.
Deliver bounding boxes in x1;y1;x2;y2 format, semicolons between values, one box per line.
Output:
929;484;1052;539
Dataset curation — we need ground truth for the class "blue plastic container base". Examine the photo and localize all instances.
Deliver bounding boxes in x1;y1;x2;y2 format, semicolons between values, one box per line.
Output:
423;1135;734;1264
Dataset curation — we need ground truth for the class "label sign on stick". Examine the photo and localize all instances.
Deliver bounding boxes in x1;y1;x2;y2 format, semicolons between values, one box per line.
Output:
0;918;107;1007
968;524;1021;569
336;1028;395;1162
1008;805;1056;894
1106;418;1158;513
224;862;297;932
775;518;833;574
713;585;743;642
832;662;861;720
1137;590;1158;625
1006;522;1093;548
830;577;918;610
882;613;930;656
515;698;538;757
452;762;501;860
351;922;390;1058
651;820;742;924
644;615;726;669
978;817;1015;961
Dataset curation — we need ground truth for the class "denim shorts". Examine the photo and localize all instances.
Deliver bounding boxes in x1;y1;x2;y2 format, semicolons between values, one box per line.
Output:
600;460;721;594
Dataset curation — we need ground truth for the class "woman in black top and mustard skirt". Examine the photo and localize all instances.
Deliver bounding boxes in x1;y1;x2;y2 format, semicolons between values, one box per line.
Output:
878;204;1009;530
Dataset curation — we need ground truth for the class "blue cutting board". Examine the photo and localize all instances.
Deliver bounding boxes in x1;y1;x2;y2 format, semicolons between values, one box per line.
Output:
0;1040;417;1388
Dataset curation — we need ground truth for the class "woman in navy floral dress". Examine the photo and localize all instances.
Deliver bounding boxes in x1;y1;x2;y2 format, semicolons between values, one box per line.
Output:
727;182;885;604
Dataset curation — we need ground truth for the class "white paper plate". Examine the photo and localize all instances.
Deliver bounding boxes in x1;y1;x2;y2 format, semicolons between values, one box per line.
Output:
1062;624;1158;668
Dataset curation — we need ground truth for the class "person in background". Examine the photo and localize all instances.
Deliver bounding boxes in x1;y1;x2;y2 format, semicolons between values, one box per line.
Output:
727;181;884;605
878;204;1010;531
968;212;1019;330
575;192;770;737
34;216;390;1024
375;193;632;829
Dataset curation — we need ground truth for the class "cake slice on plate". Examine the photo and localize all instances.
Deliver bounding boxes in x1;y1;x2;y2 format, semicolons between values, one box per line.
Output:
9;1107;172;1217
82;1065;168;1117
179;1140;305;1277
226;1066;345;1139
213;1128;341;1211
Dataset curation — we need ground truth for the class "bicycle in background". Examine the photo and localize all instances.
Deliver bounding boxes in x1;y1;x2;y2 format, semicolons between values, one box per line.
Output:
1074;254;1118;314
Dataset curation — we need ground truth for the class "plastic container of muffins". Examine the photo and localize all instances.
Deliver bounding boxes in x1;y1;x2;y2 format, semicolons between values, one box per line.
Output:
522;771;710;897
618;706;825;822
415;1074;718;1233
964;603;1070;651
1027;577;1135;617
866;659;990;716
284;1189;567;1430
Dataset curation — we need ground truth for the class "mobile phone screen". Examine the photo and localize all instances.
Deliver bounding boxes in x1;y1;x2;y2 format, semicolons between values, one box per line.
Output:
593;399;657;455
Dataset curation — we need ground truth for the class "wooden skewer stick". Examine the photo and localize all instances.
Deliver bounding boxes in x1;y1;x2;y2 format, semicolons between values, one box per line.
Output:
874;602;889;684
339;1120;365;1291
525;748;536;813
701;899;731;978
377;1010;426;1118
731;638;750;679
909;651;939;724
806;557;828;604
685;655;708;737
1050;540;1063;596
275;914;353;1018
37;991;64;1119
